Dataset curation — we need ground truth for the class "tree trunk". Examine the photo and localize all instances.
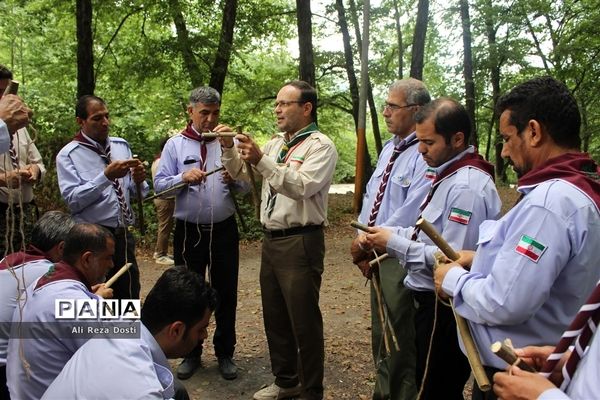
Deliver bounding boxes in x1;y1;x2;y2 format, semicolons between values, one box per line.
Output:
392;0;404;79
410;0;429;80
483;5;506;181
76;0;95;97
168;0;203;87
335;0;359;127
459;0;477;146
210;0;238;93
296;0;315;87
348;0;382;155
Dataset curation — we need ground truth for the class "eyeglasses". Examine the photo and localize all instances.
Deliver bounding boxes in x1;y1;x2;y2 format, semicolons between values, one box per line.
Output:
274;100;305;108
382;103;417;112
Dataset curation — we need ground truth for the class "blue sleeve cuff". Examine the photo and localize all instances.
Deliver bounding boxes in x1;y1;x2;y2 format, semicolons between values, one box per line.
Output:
387;234;412;263
538;388;570;400
442;265;468;297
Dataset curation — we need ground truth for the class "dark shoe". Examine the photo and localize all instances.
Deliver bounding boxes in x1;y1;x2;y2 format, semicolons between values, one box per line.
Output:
177;357;201;380
218;357;238;380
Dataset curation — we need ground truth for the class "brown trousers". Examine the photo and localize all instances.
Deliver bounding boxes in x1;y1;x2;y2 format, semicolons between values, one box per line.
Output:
260;228;325;400
153;198;174;256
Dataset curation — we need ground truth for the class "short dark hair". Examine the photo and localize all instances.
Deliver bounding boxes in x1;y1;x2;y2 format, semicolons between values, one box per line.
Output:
415;98;471;144
141;266;218;336
62;224;114;265
31;211;75;252
75;95;106;119
496;76;581;149
0;65;13;80
283;80;317;121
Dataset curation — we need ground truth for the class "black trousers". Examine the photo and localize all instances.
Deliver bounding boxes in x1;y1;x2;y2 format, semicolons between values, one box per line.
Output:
102;227;140;300
413;290;471;400
0;365;8;400
471;366;502;400
174;216;239;358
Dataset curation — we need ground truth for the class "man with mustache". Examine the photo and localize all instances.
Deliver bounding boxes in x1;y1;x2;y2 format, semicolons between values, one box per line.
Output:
434;76;600;400
6;223;114;400
364;98;501;400
351;78;431;400
56;95;147;300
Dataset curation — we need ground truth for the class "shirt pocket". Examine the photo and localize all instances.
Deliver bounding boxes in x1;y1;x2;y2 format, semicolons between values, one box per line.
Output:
421;204;444;225
391;174;412;188
476;219;499;245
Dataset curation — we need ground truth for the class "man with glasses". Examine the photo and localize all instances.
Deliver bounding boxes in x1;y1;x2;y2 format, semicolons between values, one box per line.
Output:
350;78;431;400
220;80;337;400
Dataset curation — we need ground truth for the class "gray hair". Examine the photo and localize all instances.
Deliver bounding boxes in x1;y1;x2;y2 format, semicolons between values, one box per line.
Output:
31;211;75;252
189;86;221;105
389;78;431;106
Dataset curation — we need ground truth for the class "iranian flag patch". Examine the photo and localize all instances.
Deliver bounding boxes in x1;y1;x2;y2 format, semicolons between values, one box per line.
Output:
448;208;472;225
425;168;437;180
515;235;547;262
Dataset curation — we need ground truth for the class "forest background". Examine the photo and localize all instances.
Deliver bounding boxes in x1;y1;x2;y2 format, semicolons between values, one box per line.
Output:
1;0;598;240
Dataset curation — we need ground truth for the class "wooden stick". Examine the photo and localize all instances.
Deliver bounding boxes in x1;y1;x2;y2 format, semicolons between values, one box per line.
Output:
490;341;536;372
416;218;491;392
105;263;133;289
371;271;391;354
201;131;238;138
369;253;389;267
144;166;224;202
350;220;370;232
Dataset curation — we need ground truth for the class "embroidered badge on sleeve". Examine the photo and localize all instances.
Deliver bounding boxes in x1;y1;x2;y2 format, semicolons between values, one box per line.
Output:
448;207;472;225
425;167;437;180
515;235;547;262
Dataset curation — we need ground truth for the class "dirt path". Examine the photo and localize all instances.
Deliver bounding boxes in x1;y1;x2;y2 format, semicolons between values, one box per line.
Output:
138;200;374;400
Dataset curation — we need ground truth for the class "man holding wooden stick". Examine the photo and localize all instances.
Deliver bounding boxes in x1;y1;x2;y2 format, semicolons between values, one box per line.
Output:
434;76;600;400
154;86;248;381
221;80;337;400
351;78;431;400
56;95;148;300
6;223;114;400
364;98;501;400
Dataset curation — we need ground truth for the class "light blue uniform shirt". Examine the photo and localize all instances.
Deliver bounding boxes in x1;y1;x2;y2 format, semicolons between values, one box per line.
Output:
0;259;53;365
386;146;501;291
56;136;149;228
6;278;99;400
358;132;430;228
42;323;175;400
443;179;600;369
154;134;249;224
539;330;600;400
0;120;10;153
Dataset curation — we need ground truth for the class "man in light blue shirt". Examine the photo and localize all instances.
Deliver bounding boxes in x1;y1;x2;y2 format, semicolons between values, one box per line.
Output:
0;211;74;398
435;77;600;400
6;223;114;400
364;98;501;400
155;86;248;381
56;95;148;299
42;267;217;400
350;78;431;400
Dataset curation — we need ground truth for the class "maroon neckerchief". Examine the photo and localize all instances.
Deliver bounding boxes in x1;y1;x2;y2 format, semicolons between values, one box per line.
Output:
517;152;600;211
35;260;93;292
72;130;110;161
180;122;216;169
420;151;495;212
411;152;495;240
0;245;49;271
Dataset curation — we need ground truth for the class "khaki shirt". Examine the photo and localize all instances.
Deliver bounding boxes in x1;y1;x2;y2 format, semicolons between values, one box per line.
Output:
221;125;338;230
0;128;46;204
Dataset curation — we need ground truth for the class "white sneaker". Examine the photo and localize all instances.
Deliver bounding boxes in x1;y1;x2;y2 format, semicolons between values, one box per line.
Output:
155;255;175;265
253;383;301;400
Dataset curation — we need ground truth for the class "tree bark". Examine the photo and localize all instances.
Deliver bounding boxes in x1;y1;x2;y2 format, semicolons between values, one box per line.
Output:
392;0;404;79
210;0;238;93
76;0;95;97
348;0;382;155
296;0;315;87
459;0;477;146
168;0;203;87
335;0;359;127
410;0;429;80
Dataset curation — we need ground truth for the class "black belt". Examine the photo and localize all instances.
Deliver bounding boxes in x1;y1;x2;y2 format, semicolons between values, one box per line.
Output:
263;224;322;238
